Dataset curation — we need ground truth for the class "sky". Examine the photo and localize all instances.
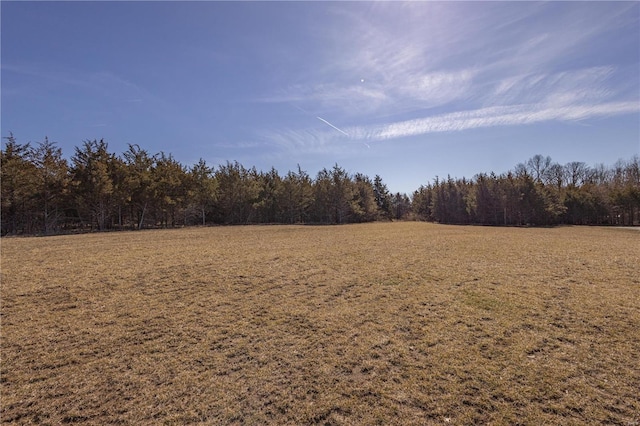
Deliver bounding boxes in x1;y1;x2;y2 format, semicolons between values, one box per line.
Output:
2;1;639;194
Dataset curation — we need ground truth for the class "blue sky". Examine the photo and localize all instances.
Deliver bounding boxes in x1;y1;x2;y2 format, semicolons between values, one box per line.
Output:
2;1;639;194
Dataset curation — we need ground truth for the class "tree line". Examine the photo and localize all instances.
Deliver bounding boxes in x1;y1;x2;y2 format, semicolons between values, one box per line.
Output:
412;154;639;226
1;135;401;235
1;134;638;235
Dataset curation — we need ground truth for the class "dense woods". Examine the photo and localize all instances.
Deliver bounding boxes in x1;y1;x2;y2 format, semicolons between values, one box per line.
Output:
2;134;639;235
413;154;640;226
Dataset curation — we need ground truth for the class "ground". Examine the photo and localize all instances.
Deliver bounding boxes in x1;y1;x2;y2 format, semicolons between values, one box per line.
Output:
1;223;639;425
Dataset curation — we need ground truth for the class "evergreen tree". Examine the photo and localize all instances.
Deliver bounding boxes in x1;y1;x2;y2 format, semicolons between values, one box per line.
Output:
391;192;412;220
373;175;392;220
281;165;313;224
122;144;155;230
311;168;333;223
70;139;115;231
412;184;433;221
152;152;187;227
351;173;378;223
30;137;69;234
330;164;354;224
214;161;260;224
1;134;36;235
109;155;130;228
188;158;218;226
255;167;284;223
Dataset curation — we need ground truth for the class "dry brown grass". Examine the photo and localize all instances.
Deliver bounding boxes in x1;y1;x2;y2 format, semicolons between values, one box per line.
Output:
1;223;639;425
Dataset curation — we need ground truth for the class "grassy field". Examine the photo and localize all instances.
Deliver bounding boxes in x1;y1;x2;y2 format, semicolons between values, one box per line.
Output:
1;222;639;425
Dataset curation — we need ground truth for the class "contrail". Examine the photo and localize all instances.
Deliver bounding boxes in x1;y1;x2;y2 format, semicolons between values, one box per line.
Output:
316;116;349;136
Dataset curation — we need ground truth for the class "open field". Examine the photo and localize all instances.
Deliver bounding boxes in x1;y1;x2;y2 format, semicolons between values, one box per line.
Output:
1;222;639;425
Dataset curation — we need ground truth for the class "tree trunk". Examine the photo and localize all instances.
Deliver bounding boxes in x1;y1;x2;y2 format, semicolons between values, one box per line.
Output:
138;202;147;230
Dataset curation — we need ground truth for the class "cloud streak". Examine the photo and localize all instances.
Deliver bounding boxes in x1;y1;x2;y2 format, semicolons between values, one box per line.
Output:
267;96;638;155
348;101;639;141
364;102;640;140
316;116;349;136
266;99;638;154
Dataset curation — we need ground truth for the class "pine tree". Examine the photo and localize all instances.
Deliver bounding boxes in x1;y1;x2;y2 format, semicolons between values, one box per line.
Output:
373;175;392;220
122;144;155;229
1;134;36;235
70;139;115;231
30;137;69;234
189;159;217;226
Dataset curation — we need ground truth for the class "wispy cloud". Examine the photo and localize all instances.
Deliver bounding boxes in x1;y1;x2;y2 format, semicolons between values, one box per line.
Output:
211;140;266;150
257;82;389;116
262;127;337;155
265;99;638;152
264;64;637;151
398;70;476;105
348;101;639;142
2;64;147;104
490;66;615;107
258;2;638;151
